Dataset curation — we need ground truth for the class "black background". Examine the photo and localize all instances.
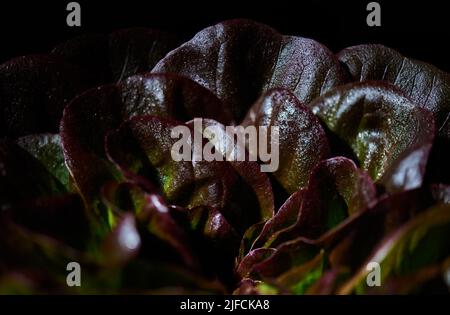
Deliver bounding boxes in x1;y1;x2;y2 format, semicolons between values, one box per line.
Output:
0;295;447;314
0;0;449;72
0;1;449;306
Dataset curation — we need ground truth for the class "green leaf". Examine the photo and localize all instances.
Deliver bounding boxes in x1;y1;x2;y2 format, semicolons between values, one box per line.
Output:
17;133;71;190
338;44;450;139
339;203;450;294
310;81;435;193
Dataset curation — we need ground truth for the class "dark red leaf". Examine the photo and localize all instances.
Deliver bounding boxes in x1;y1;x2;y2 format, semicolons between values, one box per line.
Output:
338;44;450;139
153;19;347;122
309;81;435;193
242;88;330;194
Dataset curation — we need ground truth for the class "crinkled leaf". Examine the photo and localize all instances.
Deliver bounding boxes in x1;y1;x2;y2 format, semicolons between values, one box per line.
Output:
61;74;233;204
339;203;450;294
328;190;429;272
338;44;450;138
243;212;363;283
106;115;273;233
309;82;435;193
100;181;198;268
187;205;238;245
301;157;376;227
251;238;319;278
153;19;347;122
17;133;70;190
238;157;376;279
105;115;223;205
251;189;305;251
60;85;123;233
237;248;276;278
238;222;266;262
1;19;448;295
189;118;275;222
119;74;233;124
242;88;330;194
0;140;65;206
262;157;376;249
101;182;238;288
